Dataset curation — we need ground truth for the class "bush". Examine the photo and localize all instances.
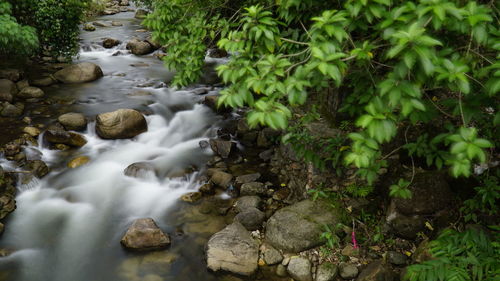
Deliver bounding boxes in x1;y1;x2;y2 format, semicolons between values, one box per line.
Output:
0;1;38;56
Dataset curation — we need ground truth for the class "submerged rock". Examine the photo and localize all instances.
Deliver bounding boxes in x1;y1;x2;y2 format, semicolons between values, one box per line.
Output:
266;199;340;252
0;102;24;117
17;86;44;99
96;109;147;139
206;222;258;276
180;192;202;203
24;160;49;178
58;113;87;131
44;129;87;147
103;38;121;49
121;218;170;251
124;162;156;178
83;23;96;31
31;77;56;87
54;62;103;84
67;156;90;168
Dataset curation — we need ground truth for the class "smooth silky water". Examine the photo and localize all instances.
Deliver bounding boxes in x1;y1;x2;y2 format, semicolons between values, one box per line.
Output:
0;11;233;281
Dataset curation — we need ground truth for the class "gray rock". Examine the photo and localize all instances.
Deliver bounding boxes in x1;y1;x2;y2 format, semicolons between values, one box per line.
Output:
0;79;17;102
356;260;395;281
386;202;425;239
266;199;340;252
206;222;258;276
316;262;338;281
209;139;233;158
387;251;408;266
54;62;103;84
210;170;233;188
1;102;24;117
339;263;358;279
17;86;44;99
287;257;312;281
234;207;265;231
96;109;147;139
276;264;288;277
262;245;282;265
235;173;261;185
93;21;111;27
240;182;266;196
235;196;262;212
121;218;170;250
127;39;153;55
111;21;123;26
58;113;87;131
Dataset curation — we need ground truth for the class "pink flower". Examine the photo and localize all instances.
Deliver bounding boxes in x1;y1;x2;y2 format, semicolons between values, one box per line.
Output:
351;231;359;249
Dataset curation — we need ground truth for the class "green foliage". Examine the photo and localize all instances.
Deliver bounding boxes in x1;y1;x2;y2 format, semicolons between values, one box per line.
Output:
389;178;412;199
320;223;344;249
0;1;38;56
461;173;500;223
405;228;500;281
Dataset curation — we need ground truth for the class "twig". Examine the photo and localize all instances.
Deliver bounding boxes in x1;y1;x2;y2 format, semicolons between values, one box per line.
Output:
382;146;403;160
458;91;467;126
404;126;416;184
280;37;309;46
426;95;454;118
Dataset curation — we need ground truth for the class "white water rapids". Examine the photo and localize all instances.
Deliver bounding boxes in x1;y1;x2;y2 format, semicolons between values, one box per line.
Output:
0;10;230;281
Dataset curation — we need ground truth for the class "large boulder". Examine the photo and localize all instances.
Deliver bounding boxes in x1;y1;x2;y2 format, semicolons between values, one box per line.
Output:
0;79;17;102
265;199;340;252
393;172;453;216
126;39;153;55
206;222;258;276
58;113;87;131
54;62;103;84
96;109;147;139
121;218;170;251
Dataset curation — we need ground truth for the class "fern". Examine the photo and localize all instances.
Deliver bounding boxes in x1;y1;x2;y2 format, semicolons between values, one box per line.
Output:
405;228;500;281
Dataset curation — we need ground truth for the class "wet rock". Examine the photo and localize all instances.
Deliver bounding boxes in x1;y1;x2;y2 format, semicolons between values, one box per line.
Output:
316;262;338;281
4;142;20;156
0;69;22;81
356;260;395;281
210;170;233;188
393;172;453;216
83;23;96;31
67;156;90;168
235;196;262;212
209;139;233;158
262;245;282;265
206;222;258;276
127;39;153;55
0;79;17;102
199;183;215;195
135;9;149;19
208;48;228;58
16;79;29;90
202;95;230;114
339;263;358;279
235;173;261;186
111;21;123;26
0;195;16;219
58;112;87;131
387;251;408;266
266;199;340;252
124;162;156;178
24;160;49;178
93;21;111;27
96;109;148;139
180;192;202;203
103;38;121;48
145;37;161;50
276;264;288;277
0;222;4;235
121;218;170;251
17;86;44;99
31;77;56;87
287;257;312;281
234;207;265;231
240;182;266;196
44;129;87;147
119;0;129;6
54;62;103;84
23;127;41;137
1;102;24;117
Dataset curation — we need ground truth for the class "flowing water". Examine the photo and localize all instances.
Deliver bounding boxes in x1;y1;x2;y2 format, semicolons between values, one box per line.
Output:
0;10;235;281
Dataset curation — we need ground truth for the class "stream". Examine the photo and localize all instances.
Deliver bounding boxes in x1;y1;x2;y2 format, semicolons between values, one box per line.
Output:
0;10;235;281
